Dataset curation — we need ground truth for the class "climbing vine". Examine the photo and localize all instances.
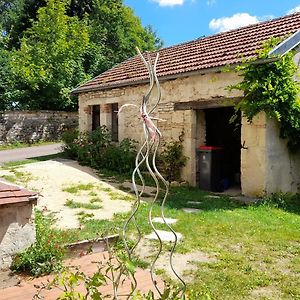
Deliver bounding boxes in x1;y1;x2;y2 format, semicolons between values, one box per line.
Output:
230;37;300;152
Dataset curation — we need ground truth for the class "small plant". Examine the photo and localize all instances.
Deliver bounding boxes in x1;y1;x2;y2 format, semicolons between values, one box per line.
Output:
89;196;102;203
65;199;102;210
256;192;300;212
159;133;187;182
11;210;66;277
76;211;95;223
62;183;95;194
34;244;209;300
88;191;98;197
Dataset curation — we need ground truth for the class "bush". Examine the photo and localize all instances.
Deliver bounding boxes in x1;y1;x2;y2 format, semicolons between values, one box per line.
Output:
257;192;300;212
159;135;187;182
11;210;66;277
61;129;80;159
62;127;137;174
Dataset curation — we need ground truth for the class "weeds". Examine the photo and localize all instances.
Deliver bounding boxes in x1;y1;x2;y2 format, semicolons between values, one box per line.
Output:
11;211;66;277
65;199;102;210
62;183;95;194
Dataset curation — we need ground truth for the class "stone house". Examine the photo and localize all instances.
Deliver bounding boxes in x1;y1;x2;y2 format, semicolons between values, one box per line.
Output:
73;13;300;197
0;181;37;270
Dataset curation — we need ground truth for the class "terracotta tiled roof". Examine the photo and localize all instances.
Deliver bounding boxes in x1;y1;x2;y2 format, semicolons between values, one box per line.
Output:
0;180;37;206
73;13;300;94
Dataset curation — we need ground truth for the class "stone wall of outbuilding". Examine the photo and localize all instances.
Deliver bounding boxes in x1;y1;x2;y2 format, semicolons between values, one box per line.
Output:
78;71;300;196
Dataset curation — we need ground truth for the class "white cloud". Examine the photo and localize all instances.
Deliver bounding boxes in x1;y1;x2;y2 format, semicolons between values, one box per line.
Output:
152;0;184;6
209;13;260;33
287;5;300;15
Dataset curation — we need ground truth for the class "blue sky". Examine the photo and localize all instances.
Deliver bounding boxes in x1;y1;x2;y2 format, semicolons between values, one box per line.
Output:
124;0;300;47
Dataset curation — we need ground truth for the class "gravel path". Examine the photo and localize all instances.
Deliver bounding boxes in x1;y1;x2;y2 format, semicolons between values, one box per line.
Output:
1;159;133;229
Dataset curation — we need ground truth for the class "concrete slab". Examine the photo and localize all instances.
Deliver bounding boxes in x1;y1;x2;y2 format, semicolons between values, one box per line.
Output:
187;201;202;205
205;195;220;199
145;230;182;242
182;208;202;213
152;217;177;224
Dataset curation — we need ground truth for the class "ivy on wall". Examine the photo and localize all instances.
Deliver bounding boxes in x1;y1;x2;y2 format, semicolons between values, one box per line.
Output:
230;37;300;152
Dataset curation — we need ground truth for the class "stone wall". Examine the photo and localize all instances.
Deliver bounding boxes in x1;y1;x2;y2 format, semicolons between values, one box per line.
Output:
79;71;242;186
0;202;36;270
0;110;78;144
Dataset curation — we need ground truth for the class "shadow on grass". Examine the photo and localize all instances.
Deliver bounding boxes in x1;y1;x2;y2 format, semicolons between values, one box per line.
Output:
165;186;246;211
166;186;300;215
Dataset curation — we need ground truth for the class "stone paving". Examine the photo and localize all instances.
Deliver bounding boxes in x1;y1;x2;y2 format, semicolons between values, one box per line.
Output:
0;252;163;299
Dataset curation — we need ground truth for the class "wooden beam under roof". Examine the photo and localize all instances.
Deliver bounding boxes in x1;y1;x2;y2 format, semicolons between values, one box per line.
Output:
173;97;242;111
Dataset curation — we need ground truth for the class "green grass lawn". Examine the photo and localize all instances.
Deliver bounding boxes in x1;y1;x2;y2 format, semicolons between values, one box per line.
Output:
45;186;300;299
5;156;299;298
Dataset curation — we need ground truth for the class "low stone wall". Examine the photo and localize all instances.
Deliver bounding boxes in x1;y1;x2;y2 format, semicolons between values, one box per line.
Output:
0;110;78;143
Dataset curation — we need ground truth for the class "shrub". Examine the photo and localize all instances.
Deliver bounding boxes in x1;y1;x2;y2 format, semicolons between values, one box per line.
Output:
159;134;187;182
256;192;300;212
61;129;80;159
62;127;137;174
11;210;66;277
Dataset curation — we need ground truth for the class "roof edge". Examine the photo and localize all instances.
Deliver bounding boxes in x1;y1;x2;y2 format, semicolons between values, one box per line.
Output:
74;57;279;95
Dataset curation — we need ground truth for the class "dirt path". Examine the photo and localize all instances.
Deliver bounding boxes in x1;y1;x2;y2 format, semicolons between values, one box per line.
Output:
0;159;133;229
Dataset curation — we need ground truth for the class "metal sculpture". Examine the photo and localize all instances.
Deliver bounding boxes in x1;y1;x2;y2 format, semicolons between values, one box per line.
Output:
121;48;186;299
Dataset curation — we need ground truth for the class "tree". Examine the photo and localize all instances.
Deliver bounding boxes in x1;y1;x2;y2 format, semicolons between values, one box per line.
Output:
0;0;47;49
86;0;162;75
10;0;90;110
0;0;163;111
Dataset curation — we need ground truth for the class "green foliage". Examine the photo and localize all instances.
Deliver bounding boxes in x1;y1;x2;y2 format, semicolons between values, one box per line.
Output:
10;0;90;111
256;192;300;212
62;127;138;174
0;0;162;111
0;32;14;110
65;199;102;209
159;134;187;182
37;245;210;300
11;210;66;277
230;37;300;152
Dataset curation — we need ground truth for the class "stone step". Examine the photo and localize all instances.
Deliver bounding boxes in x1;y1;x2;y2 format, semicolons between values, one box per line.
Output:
145;230;182;242
187;201;202;205
152;217;177;224
205;195;220;199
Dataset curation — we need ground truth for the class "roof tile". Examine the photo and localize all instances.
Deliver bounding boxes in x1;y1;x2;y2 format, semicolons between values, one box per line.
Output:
0;181;37;206
74;13;300;94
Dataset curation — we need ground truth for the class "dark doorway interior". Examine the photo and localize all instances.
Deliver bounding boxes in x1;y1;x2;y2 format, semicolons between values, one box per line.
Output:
92;105;100;131
204;107;241;189
111;103;119;142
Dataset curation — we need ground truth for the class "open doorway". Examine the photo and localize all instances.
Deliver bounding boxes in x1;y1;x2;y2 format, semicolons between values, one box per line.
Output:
204;106;241;191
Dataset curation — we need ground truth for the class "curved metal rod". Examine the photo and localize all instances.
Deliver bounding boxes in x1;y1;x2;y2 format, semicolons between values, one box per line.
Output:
122;139;148;257
151;132;187;297
121;140;149;300
144;134;163;297
149;53;161;115
121;48;186;299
